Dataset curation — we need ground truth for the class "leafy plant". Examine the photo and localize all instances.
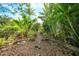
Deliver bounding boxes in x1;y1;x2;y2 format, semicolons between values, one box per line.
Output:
27;30;37;41
41;3;79;46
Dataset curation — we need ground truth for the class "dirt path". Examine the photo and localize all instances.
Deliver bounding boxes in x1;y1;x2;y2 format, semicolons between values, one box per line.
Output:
0;32;74;56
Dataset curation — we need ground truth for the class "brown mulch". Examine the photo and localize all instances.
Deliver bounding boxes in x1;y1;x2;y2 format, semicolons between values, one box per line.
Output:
0;33;75;56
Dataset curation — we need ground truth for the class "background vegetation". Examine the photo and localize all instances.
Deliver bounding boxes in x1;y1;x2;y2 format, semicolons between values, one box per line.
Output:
0;3;79;50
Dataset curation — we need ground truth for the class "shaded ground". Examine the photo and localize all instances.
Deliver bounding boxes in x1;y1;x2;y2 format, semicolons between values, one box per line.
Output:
0;32;75;56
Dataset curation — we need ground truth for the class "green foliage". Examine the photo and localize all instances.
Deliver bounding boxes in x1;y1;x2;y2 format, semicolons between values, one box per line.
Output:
0;35;15;47
0;3;79;48
31;23;41;32
27;30;37;41
0;38;6;47
0;4;37;46
42;3;79;46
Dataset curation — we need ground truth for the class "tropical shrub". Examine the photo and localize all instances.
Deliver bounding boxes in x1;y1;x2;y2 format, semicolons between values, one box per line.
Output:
41;3;79;47
0;3;37;46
